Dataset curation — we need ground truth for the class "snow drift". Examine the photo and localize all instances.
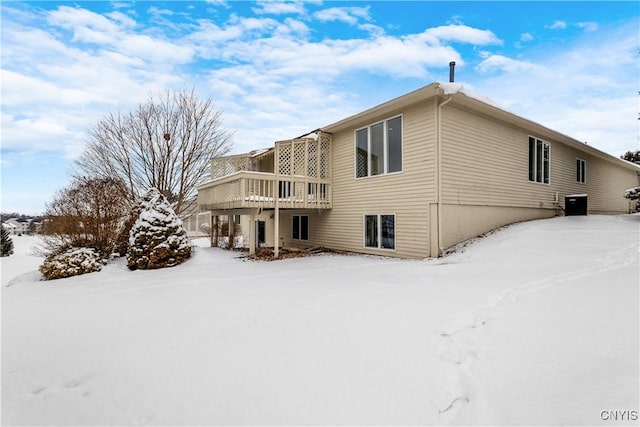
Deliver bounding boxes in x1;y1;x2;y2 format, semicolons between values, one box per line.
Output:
2;215;638;425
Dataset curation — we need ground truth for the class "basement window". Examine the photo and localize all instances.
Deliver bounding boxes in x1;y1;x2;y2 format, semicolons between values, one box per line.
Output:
292;215;308;241
364;214;395;250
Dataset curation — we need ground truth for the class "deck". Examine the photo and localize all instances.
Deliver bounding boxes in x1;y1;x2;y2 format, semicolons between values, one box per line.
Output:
197;171;331;210
197;132;332;211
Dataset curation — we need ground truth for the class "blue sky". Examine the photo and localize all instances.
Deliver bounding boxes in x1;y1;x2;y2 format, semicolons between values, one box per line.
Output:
1;1;638;214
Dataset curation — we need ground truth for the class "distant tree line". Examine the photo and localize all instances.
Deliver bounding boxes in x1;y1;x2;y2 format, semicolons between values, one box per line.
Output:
621;150;640;165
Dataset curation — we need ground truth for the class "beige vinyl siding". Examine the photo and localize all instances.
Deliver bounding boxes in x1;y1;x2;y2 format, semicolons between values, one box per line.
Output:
313;99;437;258
550;143;637;213
438;101;638;248
441;103;637;213
441;104;557;209
279;210;326;249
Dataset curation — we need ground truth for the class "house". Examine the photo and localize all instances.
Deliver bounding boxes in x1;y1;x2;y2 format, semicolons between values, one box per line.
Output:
4;218;30;235
197;82;640;259
2;222;18;235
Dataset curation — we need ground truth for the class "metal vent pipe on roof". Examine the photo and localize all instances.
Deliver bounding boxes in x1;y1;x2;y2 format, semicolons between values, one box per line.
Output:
449;61;456;83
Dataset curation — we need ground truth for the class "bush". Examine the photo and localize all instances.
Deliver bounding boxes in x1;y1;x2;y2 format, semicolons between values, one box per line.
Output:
127;188;191;270
40;247;106;280
40;177;130;257
624;187;640;201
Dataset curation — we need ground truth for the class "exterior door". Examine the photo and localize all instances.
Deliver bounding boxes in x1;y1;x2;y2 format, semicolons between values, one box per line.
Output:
256;220;266;248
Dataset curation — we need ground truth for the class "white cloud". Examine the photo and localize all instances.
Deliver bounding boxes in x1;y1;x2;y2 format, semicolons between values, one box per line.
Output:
1;3;510;168
547;20;567;30
422;25;502;46
313;7;371;25
252;1;305;16
576;21;598;32
110;2;135;10
1;69;104;107
1;110;86;159
204;0;229;6
275;18;310;37
546;20;598;33
469;21;639;157
358;23;385;37
2;0;636;207
520;32;534;42
476;55;543;74
121;33;195;63
48;5;121;34
46;6;195;64
105;10;136;27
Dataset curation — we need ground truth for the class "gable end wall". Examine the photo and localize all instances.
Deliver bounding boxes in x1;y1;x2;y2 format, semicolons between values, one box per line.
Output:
306;99;437;258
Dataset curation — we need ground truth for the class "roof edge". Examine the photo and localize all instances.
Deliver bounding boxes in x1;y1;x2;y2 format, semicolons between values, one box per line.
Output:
322;82;440;133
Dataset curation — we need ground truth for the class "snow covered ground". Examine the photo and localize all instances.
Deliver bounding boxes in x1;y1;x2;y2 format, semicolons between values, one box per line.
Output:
2;215;639;426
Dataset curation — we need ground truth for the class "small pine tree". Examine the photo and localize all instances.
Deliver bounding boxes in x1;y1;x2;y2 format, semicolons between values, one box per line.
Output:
126;188;191;270
1;226;15;257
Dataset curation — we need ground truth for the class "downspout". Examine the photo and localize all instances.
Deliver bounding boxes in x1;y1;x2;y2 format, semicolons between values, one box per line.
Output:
436;93;453;257
274;143;280;258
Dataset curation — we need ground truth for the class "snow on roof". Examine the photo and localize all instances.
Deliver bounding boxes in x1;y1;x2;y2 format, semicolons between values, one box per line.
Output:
250;148;272;158
438;82;501;108
297;131;319;141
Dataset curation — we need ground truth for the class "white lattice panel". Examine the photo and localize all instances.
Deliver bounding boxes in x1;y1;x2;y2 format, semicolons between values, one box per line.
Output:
211;156;252;179
308;140;318;178
320;133;331;179
293;142;306;176
278;144;291;175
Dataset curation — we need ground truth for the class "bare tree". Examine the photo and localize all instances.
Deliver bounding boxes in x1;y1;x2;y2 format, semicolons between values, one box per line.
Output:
75;89;233;214
40;177;130;256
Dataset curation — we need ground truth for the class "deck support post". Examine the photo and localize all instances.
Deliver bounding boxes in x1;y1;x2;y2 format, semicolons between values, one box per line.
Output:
274;204;280;258
212;215;218;247
228;214;233;249
274;143;280;258
249;212;256;256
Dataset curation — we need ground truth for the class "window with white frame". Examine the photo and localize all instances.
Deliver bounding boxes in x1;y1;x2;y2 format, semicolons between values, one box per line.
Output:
356;116;402;178
364;214;395;250
528;136;550;184
576;159;586;183
292;215;308;241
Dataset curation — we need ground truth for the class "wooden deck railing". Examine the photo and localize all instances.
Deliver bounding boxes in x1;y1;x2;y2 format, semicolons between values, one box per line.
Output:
197;171;332;210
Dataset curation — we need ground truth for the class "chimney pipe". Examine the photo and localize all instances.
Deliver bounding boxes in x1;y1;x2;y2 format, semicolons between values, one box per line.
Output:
449;61;456;83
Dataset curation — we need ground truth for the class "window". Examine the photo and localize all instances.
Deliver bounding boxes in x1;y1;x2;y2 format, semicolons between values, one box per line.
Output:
292;215;308;241
528;136;550;184
576;159;586;183
364;214;395;250
356;116;402;178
